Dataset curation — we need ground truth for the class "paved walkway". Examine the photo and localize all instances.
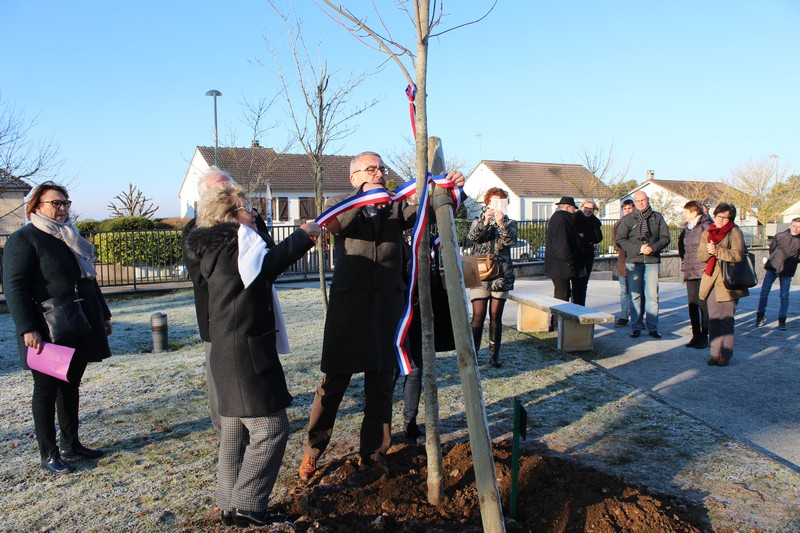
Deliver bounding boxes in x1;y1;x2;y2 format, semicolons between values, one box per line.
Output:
501;277;800;471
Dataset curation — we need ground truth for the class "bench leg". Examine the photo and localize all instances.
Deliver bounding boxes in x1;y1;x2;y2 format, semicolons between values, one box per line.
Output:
517;305;550;333
557;319;595;351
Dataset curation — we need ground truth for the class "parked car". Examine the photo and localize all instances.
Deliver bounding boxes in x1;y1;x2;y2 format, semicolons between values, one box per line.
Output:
509;239;534;261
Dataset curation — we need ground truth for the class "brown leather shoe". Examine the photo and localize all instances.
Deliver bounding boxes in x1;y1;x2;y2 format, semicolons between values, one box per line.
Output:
298;454;316;480
365;452;389;476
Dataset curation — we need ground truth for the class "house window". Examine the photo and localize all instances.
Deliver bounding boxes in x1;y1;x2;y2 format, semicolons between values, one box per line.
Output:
272;197;288;221
532;202;554;220
299;197;317;219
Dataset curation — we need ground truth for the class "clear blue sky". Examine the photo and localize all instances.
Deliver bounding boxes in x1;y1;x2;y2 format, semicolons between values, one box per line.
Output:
2;1;798;219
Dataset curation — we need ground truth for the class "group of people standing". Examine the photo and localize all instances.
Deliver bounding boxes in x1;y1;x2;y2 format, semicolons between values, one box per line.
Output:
185;153;466;527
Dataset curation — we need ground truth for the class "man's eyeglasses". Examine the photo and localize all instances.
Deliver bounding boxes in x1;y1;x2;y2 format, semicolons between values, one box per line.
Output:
39;200;72;210
353;166;389;176
234;203;254;214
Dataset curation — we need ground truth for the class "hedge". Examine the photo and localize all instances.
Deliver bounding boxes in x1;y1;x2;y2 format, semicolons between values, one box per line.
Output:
93;229;183;267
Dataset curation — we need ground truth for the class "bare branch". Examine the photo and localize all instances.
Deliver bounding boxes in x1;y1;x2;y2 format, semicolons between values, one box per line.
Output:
107;183;159;219
430;0;498;38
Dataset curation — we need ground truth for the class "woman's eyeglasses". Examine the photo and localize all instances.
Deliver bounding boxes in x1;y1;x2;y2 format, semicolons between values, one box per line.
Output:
234;203;254;214
39;200;72;210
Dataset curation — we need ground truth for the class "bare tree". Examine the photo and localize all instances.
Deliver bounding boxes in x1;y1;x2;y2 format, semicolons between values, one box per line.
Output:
319;2;504;526
722;157;800;225
574;143;633;209
107;183;159;219
0;93;66;223
266;1;381;311
386;136;469;182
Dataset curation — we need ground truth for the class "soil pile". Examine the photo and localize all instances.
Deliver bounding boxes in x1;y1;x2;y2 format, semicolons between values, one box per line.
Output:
196;439;709;532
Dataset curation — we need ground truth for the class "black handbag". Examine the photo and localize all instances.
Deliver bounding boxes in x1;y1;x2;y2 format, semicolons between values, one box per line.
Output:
721;252;758;290
39;285;92;343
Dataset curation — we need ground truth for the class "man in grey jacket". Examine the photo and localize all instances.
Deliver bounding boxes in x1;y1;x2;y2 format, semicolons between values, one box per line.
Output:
615;191;671;338
756;217;800;330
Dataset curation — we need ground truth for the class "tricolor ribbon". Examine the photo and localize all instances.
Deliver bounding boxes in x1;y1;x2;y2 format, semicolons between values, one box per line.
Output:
314;173;460;375
406;84;417;139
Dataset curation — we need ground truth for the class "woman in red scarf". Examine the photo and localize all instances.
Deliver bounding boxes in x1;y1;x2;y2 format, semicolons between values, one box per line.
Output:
697;203;749;366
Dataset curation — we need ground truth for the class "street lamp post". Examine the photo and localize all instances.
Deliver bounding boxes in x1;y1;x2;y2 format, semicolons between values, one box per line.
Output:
206;90;222;167
769;154;779;183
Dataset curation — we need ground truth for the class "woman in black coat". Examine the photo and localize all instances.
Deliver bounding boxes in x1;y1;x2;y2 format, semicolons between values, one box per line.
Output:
3;182;112;474
184;185;319;528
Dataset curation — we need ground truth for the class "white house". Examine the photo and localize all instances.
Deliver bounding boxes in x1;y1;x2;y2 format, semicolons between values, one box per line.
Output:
178;145;354;224
464;160;612;220
620;171;757;229
782;199;800;223
0;169;32;236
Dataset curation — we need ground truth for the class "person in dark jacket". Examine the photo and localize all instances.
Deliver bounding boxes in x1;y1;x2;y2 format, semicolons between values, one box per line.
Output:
184;185;319;528
573;199;604;306
756;217;800;330
545;196;585;303
615;191;671;338
678;201;712;348
182;166;269;435
467;187;517;368
613;199;635;326
298;151;465;480
3;182;112;475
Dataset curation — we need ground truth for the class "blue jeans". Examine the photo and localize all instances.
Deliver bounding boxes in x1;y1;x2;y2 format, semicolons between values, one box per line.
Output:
618;275;630;319
626;262;660;333
758;269;792;319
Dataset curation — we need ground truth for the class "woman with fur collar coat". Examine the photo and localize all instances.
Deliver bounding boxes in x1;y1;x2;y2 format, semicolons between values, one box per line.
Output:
184;185;319;528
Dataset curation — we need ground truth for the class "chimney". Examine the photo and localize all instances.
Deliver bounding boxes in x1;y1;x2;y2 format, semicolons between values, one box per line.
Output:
252;139;260;148
646;170;655;181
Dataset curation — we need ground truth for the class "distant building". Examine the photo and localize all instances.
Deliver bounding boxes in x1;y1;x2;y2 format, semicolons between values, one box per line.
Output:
782;199;800;223
178;145;355;224
464;160;612;220
0;169;32;235
621;171;756;228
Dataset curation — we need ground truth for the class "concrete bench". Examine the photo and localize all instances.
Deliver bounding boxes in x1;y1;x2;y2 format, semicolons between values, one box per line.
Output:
509;290;615;352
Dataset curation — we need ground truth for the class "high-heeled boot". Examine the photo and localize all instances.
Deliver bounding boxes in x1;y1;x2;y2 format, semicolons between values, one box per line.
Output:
471;325;483;354
693;328;708;349
488;325;503;368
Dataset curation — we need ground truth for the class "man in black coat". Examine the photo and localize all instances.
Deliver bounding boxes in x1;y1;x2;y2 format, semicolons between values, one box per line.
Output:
545;196;585;302
298;151;465;479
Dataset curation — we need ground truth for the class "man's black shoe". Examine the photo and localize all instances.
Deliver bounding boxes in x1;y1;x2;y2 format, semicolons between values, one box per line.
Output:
630;330;641;338
614;318;629;328
220;510;234;527
649;331;662;339
404;422;424;441
232;509;286;528
60;444;104;460
41;454;75;474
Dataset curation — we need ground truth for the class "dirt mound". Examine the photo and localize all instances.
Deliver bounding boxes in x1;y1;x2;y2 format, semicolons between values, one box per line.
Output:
243;439;709;532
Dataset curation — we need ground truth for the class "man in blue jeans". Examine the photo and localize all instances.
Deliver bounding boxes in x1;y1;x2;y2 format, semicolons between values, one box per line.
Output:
615;191;671;338
756;217;800;331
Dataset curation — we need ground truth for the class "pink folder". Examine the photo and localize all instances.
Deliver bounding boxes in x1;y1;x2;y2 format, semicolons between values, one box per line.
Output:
27;343;75;382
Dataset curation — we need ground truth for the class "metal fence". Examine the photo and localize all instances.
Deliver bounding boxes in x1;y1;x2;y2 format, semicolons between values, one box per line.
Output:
0;220;767;290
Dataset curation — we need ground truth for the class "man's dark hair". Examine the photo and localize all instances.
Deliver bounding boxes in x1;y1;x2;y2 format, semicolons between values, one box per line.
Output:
621;199;634;207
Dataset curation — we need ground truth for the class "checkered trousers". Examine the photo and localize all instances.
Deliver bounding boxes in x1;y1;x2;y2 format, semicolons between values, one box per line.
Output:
216;410;290;512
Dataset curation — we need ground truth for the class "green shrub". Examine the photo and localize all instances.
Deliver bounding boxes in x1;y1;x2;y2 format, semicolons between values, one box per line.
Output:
93;229;183;267
98;216;157;232
155;217;191;229
75;219;101;233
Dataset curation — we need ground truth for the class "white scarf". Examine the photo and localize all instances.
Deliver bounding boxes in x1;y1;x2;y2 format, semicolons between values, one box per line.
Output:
30;212;97;279
237;224;290;354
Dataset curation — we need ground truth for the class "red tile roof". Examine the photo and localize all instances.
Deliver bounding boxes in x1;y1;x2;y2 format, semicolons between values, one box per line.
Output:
0;169;32;192
646;178;728;204
479;160;612;197
197;146;354;192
